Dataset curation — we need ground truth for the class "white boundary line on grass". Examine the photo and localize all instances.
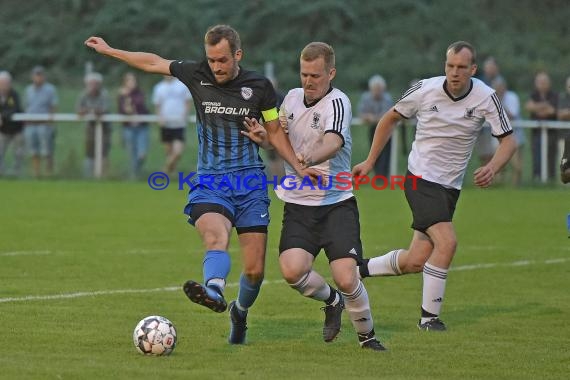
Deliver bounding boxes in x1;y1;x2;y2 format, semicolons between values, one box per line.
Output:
0;257;568;304
450;257;568;271
0;279;285;304
0;250;52;257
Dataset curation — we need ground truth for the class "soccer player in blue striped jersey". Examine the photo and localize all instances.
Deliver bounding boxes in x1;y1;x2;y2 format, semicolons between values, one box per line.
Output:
353;41;516;331
85;25;317;345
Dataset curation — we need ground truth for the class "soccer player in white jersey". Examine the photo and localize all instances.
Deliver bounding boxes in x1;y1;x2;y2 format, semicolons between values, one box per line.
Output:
245;42;386;350
352;41;516;331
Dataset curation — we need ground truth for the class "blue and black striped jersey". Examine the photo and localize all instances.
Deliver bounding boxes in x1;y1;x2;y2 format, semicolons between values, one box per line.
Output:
170;60;278;174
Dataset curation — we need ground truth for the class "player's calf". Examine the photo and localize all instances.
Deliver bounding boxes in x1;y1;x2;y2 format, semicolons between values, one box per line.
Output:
418;262;449;331
342;281;387;351
359;249;405;278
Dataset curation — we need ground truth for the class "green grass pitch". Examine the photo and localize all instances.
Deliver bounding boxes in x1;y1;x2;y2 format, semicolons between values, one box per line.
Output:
0;180;568;379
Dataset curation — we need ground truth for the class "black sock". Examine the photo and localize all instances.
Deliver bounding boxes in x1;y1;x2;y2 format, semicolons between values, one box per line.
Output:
359;258;370;278
421;307;438;318
564;138;570;159
357;328;375;343
324;285;338;305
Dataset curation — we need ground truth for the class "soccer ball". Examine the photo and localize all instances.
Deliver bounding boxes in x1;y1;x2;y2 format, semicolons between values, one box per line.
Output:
133;315;177;356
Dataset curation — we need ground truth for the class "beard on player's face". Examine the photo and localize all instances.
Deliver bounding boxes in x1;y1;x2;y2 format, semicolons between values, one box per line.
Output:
212;60;238;84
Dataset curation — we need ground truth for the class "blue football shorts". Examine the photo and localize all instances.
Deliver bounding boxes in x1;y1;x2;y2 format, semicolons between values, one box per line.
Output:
183;167;270;234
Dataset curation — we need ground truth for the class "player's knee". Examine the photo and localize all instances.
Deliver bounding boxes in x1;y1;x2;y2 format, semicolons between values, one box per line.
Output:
243;268;264;284
435;237;458;257
334;276;357;294
282;271;302;285
281;266;305;285
449;239;458;254
201;232;228;250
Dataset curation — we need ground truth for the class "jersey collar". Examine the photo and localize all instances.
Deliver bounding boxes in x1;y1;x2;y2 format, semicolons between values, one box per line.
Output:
303;86;334;108
443;79;473;102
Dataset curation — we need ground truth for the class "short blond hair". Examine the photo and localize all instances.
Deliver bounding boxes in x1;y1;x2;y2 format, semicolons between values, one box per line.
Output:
301;42;335;70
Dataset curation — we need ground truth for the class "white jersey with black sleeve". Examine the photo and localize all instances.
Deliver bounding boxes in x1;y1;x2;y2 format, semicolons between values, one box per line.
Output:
275;87;353;206
395;76;512;189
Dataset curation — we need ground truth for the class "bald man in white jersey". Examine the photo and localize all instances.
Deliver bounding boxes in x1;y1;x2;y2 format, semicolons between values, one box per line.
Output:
353;41;516;331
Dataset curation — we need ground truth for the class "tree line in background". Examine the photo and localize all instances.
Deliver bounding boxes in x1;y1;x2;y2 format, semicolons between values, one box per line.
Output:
1;0;569;95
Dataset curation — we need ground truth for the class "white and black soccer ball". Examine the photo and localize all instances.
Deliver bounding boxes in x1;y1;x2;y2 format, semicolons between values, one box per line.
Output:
133;315;177;356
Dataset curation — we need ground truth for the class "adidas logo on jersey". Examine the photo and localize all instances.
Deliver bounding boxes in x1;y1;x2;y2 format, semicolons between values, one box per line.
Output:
288;113;294;120
429;105;439;112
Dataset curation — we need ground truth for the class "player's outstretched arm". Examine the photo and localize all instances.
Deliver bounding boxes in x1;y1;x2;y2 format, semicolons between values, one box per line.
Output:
474;133;516;188
84;37;172;75
352;107;403;176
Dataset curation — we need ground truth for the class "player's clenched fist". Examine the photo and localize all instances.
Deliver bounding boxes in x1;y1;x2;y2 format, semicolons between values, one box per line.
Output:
84;36;111;54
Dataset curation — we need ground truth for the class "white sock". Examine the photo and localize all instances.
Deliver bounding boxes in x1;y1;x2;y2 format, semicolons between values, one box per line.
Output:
289;270;332;302
367;249;403;276
235;300;247;312
206;278;226;292
421;262;448;324
341;281;374;335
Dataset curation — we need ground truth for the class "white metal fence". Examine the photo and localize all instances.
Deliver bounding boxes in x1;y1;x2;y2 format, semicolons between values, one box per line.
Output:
11;113;570;182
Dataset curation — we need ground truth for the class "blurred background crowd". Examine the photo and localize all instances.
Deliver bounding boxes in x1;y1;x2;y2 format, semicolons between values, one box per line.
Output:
1;0;569;185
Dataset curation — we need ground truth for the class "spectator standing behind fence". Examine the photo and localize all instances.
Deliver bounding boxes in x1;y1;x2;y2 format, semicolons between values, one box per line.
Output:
77;72;111;178
475;57;503;166
118;72;150;179
152;76;192;175
358;75;394;176
557;75;570;184
24;66;58;178
525;71;558;181
0;71;24;177
492;77;525;186
480;57;501;85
